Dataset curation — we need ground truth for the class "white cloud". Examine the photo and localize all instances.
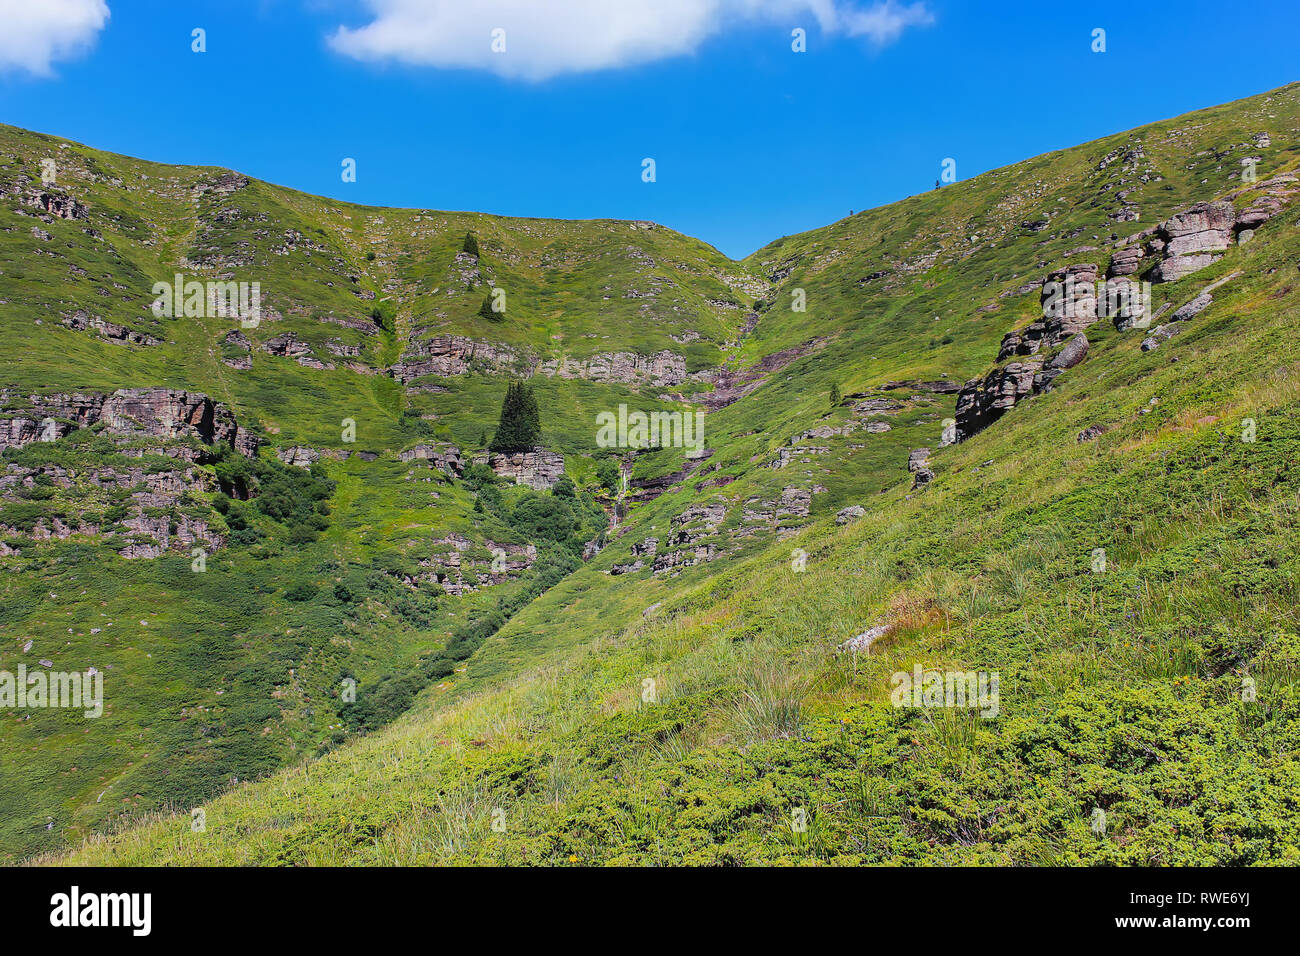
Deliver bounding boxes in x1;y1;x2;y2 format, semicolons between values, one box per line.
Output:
840;0;934;46
0;0;110;76
328;0;933;81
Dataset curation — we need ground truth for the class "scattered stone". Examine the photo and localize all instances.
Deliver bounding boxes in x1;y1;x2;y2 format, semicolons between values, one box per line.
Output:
839;625;888;653
1171;293;1212;321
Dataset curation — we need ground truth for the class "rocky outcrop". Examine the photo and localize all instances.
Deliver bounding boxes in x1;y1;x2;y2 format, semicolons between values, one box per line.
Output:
737;486;812;539
488;448;564;490
391;335;689;390
839;624;888;654
0;459;224;558
998;265;1116;360
650;502;729;574
689;338;826;410
29;191;87;220
1148;201;1234;281
907;448;934;488
61;310;161;346
1171;292;1213;322
1106;244;1145;277
1040;263;1099;336
836;505;865;525
418;535;536;595
101;389;256;453
276;446;320;468
1048;332;1089;371
399;442;464;476
0;388;258;457
222;330;253;369
262;333;333;370
956;332;1091;441
955;361;1038;441
119;512;225;559
193;172;249;197
390;335;529;383
538;350;686;388
1107;178;1295;285
1141;324;1182;352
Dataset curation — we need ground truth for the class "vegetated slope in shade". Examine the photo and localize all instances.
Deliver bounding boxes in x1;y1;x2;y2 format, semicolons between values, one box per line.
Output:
38;83;1300;864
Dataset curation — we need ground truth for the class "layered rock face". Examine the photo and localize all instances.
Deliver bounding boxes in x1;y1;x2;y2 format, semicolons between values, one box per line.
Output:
537;350;686;388
1107;175;1296;284
997;265;1107;363
0;392;104;448
955;334;1090;441
390;335;689;390
0;388;259;456
261;333;333;370
488;448;565;490
955;175;1295;449
1148;201;1235;281
100;389;260;455
1040;263;1099;336
390;335;528;383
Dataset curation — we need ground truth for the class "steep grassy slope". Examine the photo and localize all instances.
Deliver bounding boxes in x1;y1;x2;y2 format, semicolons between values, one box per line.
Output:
9;82;1300;865
0;121;760;860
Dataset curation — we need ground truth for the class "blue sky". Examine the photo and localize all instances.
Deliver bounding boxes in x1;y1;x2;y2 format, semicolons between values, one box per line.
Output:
1;0;1297;258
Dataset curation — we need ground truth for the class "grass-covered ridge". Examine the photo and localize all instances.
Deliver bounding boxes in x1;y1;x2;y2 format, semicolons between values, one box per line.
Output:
4;82;1300;864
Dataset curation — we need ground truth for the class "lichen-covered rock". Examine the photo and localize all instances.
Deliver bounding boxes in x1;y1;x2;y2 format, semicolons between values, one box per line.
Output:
839;624;887;653
1141;324;1182;351
1145;201;1234;282
1107;244;1146;277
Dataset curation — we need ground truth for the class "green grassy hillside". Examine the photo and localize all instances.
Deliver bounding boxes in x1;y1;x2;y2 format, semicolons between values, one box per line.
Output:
5;82;1300;865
